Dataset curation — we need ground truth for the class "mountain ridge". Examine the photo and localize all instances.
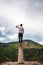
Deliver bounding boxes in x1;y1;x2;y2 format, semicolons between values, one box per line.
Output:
0;40;43;48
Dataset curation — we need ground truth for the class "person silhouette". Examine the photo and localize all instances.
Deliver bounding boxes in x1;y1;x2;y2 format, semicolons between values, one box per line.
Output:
16;24;24;43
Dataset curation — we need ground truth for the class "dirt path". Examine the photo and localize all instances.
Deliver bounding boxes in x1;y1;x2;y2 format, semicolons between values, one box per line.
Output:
1;61;43;65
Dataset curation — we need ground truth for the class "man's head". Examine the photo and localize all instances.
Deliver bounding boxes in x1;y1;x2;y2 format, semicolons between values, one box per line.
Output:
20;24;23;26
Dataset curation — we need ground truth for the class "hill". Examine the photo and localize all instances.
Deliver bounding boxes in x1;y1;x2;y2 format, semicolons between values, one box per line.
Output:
22;40;43;48
0;40;43;48
0;40;43;62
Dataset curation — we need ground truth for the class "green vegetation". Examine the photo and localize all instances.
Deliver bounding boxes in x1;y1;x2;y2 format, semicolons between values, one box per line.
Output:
0;40;43;63
24;48;43;61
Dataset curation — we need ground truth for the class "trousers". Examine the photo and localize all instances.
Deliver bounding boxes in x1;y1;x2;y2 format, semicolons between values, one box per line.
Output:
18;33;23;43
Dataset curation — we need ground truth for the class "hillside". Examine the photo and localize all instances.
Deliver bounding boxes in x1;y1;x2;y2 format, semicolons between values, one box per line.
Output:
22;40;43;48
0;40;43;48
0;40;43;62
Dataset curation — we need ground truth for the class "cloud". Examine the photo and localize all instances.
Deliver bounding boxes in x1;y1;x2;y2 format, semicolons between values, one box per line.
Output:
34;1;41;8
33;0;43;8
0;27;5;31
0;0;26;22
39;41;43;45
7;34;18;40
0;0;43;44
0;37;5;41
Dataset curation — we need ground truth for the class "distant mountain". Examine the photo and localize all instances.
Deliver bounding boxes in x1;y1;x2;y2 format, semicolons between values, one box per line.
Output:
0;40;43;48
22;40;43;48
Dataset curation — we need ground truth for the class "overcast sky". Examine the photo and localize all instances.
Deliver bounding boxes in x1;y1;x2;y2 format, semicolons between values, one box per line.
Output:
0;0;43;45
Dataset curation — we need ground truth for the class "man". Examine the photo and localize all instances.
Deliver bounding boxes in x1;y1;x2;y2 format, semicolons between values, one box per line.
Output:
16;24;24;43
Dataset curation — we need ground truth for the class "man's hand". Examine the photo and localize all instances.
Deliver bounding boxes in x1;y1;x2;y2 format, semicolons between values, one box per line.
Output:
16;26;18;28
16;25;19;28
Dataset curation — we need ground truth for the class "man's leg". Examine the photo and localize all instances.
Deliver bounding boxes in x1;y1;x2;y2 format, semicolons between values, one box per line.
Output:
21;33;23;43
18;33;21;43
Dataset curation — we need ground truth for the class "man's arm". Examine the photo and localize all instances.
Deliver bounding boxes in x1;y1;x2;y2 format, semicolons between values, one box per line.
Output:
23;28;24;33
16;25;19;28
22;28;24;33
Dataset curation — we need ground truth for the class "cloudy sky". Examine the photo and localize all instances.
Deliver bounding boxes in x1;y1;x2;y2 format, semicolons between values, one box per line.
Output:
0;0;43;45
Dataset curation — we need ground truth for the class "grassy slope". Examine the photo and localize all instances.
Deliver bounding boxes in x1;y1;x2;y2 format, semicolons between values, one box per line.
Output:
0;40;43;62
0;40;43;48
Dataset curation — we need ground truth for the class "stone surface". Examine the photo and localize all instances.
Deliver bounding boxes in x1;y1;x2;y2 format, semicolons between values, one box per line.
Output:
1;61;43;65
18;44;24;64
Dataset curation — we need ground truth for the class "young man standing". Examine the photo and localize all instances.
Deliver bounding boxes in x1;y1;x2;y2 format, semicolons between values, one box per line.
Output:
16;24;24;43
